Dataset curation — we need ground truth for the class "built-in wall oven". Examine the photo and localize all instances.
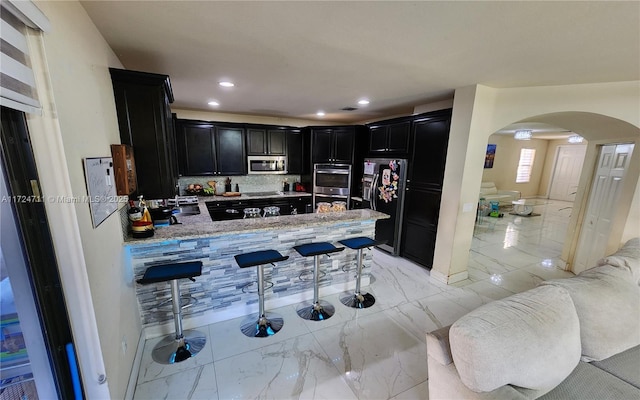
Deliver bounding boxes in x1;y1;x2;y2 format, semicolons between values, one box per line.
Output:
313;163;352;209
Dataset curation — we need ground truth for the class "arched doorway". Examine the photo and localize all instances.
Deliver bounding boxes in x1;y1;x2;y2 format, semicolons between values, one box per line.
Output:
487;112;639;273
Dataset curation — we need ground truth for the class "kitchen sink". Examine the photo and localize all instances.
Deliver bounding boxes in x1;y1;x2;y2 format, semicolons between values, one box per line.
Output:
173;204;200;215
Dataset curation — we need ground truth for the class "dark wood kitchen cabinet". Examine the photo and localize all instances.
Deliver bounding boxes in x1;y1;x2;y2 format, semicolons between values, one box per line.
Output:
216;125;246;175
175;120;216;175
286;128;309;174
175;119;246;176
400;109;452;269
367;118;411;155
310;126;356;164
109;68;178;200
246;127;286;156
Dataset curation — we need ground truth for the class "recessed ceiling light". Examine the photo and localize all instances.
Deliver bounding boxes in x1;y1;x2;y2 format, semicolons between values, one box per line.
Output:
357;99;370;105
316;111;325;117
208;101;220;106
219;81;234;88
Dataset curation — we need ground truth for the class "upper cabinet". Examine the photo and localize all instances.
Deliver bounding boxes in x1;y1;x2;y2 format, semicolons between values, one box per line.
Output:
109;68;177;200
310;126;360;164
286;128;309;175
246;127;286;156
175;119;246;176
216;124;246;175
367;119;411;155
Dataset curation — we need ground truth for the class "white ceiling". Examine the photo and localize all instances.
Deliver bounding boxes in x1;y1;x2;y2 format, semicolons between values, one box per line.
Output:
80;1;639;126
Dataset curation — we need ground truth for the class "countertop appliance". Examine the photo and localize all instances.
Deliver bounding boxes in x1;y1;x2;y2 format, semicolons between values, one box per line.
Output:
312;163;351;209
247;155;287;174
363;158;408;255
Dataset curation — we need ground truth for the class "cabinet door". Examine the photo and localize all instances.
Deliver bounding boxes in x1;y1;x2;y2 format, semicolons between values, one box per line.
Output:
176;121;216;176
246;128;267;155
368;125;388;153
332;128;355;163
387;121;411;153
400;188;442;268
216;126;246;175
408;116;451;189
286;130;305;174
267;129;286;155
110;71;176;200
311;129;334;164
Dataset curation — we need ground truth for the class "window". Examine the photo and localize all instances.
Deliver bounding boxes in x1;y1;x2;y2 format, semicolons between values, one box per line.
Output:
516;148;536;183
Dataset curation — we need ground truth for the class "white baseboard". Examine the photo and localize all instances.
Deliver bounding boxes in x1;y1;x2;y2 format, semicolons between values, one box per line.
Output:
124;329;146;400
430;269;468;285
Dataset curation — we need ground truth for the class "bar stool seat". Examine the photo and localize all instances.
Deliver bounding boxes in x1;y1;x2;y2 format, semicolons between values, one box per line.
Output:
137;261;205;364
293;242;344;321
338;237;383;309
235;250;289;337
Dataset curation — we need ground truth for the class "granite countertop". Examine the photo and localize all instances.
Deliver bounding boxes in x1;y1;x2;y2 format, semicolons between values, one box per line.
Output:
124;198;388;245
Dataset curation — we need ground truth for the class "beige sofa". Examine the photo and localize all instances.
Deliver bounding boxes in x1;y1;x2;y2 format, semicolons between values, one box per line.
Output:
479;181;521;206
427;238;640;399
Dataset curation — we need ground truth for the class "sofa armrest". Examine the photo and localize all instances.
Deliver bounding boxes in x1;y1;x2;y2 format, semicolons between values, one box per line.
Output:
426;325;453;365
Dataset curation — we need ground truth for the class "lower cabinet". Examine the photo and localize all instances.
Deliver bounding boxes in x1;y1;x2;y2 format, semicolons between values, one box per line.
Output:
205;196;312;221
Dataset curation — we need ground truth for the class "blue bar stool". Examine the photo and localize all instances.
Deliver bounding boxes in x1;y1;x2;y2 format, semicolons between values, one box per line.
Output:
234;250;289;337
137;261;205;364
338;237;382;309
293;242;344;321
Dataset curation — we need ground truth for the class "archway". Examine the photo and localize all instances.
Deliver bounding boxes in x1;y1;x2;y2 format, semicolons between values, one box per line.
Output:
485;112;639;273
432;82;640;285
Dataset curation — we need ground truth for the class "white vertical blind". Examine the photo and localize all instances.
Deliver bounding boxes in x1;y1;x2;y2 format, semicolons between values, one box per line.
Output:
0;0;50;114
516;148;536;183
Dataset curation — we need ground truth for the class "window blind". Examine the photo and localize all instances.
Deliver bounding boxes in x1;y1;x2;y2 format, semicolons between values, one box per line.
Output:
0;1;50;114
516;148;536;183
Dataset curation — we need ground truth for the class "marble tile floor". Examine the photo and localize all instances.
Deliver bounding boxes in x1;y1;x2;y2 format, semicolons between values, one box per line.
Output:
132;199;576;400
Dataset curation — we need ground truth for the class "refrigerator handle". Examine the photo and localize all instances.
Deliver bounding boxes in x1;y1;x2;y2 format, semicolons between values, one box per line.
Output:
371;173;379;211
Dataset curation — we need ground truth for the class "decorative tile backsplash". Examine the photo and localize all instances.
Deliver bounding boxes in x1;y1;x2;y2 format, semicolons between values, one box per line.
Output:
128;219;375;326
178;174;302;195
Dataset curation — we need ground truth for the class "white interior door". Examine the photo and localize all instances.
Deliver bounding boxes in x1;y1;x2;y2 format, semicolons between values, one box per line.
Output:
574;143;634;273
549;145;587;201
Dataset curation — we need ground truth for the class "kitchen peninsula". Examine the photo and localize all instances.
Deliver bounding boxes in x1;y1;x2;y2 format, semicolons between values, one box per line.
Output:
124;198;389;333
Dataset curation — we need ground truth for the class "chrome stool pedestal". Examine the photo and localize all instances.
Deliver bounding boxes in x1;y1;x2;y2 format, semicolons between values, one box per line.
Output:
234;250;289;337
137;261;206;364
338;237;382;309
293;242;344;321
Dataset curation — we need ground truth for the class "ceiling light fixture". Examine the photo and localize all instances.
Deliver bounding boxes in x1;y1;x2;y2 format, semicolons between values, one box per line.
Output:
219;81;234;88
207;101;220;106
514;129;532;140
316;111;325;117
357;99;370;106
568;134;584;144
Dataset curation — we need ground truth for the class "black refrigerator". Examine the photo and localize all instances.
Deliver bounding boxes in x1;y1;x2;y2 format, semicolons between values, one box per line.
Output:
363;158;408;255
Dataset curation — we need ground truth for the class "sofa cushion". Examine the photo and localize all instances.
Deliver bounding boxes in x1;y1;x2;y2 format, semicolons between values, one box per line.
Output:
449;285;581;393
480;182;498;195
542;272;640;362
591;345;640;389
538;361;640;400
597;237;640;285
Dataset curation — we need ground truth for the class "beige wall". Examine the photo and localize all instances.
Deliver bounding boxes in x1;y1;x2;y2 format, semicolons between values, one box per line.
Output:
31;2;138;398
481;135;549;198
434;82;640;283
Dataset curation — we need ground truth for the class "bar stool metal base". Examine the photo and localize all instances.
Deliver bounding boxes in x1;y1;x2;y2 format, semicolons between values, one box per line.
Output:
340;292;376;309
296;300;335;321
240;312;284;337
151;329;207;364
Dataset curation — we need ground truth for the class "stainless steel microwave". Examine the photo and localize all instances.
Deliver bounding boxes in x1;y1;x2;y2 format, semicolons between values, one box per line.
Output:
247;156;287;174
